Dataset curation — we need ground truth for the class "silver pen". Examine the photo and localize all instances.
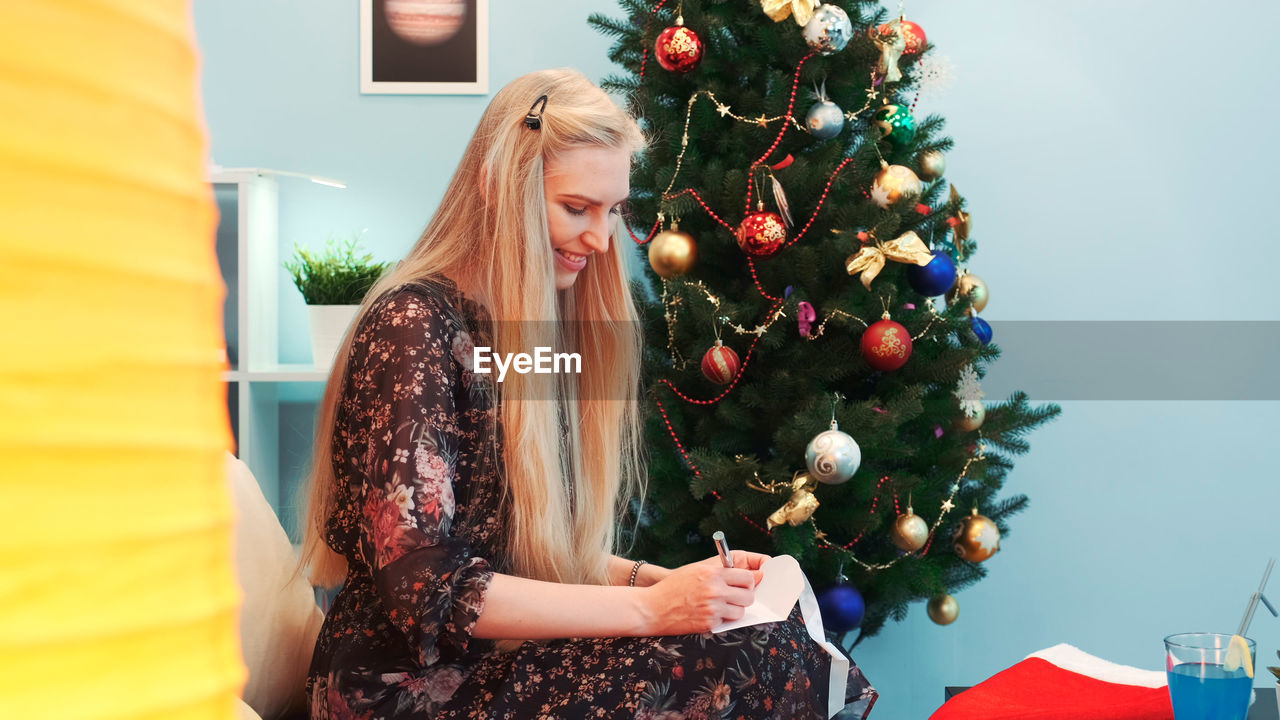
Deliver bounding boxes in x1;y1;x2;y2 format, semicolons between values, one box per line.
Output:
713;530;734;568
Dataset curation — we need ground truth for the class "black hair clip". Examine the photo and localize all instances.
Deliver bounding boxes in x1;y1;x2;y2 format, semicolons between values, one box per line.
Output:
524;94;549;130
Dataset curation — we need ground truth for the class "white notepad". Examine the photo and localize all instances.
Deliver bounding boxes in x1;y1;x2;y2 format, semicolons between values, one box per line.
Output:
711;553;804;633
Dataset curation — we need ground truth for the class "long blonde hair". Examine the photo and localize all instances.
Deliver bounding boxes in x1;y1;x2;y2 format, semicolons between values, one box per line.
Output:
299;69;648;654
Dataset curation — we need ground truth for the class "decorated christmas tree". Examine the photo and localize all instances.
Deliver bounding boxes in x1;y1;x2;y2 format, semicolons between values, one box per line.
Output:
589;0;1062;643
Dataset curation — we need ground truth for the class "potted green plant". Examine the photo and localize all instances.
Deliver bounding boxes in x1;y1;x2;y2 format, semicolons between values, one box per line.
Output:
284;233;390;365
1270;651;1279;711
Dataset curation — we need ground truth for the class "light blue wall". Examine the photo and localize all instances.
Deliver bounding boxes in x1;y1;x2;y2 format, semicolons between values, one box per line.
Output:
194;2;1280;719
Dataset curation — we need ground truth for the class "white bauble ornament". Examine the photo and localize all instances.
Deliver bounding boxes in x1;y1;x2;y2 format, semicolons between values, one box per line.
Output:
805;420;861;484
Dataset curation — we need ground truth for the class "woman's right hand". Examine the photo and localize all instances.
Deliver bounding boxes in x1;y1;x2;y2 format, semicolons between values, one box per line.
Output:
639;550;771;635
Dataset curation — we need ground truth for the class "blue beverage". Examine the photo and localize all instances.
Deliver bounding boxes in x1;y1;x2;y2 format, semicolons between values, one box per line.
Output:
1167;662;1251;720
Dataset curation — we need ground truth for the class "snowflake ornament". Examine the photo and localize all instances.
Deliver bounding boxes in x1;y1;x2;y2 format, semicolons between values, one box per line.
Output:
955;364;984;417
914;53;955;99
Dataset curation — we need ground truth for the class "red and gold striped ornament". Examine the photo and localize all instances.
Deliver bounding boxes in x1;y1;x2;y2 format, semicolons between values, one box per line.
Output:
736;209;787;257
701;340;741;384
860;317;913;371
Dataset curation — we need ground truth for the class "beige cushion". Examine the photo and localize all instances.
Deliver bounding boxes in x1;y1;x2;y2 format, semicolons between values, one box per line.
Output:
227;452;325;720
235;696;264;720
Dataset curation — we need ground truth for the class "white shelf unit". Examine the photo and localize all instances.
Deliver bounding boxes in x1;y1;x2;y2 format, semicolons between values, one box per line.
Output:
212;167;337;527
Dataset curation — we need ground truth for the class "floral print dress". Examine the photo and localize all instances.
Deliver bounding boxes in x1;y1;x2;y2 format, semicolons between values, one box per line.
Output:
306;277;878;720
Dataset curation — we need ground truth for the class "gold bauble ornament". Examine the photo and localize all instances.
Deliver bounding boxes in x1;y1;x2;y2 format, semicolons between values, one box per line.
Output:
953;403;985;432
871;162;922;209
767;471;820;530
948;273;989;313
917;149;946;181
927;594;959;625
648;228;698;278
891;507;929;552
952;508;1000;563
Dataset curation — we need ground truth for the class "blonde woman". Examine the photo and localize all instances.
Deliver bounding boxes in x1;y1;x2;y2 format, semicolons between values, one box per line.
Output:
300;68;876;719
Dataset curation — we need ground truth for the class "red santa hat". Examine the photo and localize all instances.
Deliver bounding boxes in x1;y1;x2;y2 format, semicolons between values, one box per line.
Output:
931;643;1175;720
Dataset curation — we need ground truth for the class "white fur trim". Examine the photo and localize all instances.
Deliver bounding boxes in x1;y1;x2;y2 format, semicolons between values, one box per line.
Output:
1025;644;1167;688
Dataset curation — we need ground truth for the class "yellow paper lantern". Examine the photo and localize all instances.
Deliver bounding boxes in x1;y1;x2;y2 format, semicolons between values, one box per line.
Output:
0;2;244;719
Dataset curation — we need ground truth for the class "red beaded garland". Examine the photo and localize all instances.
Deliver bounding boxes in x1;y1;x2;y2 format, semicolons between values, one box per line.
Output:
736;210;787;257
700;340;741;385
860;318;913;371
654;24;703;73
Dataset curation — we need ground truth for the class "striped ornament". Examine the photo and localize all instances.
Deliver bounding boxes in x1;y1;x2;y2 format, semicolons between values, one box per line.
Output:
700;340;741;385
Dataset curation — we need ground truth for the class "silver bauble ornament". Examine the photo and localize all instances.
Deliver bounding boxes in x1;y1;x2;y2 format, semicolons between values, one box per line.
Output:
802;4;853;55
917;149;946;181
805;420;861;484
806;100;845;140
948;273;989;313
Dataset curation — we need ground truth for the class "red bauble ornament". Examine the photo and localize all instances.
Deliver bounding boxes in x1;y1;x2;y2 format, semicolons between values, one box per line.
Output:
654;22;703;73
860;318;912;371
701;340;740;385
878;19;927;55
899;20;927;55
735;210;787;257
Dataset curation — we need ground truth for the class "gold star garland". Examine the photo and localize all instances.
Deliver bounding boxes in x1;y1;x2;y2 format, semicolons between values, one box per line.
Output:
660;87;877;205
664;274;947;356
686;280;788;337
800;299;942;342
660;278;688;370
801;308;869;340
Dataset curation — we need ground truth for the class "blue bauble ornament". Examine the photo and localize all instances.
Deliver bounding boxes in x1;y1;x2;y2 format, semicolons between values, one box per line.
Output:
817;584;865;633
806;100;845;140
971;315;993;345
906;251;957;296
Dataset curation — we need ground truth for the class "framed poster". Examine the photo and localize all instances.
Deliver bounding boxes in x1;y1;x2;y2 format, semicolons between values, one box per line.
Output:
360;0;489;94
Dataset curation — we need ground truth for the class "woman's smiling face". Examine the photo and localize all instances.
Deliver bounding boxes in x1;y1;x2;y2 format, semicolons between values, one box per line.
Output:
543;145;631;290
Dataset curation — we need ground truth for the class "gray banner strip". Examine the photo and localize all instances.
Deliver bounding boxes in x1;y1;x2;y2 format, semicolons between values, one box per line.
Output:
474;320;1280;401
980;321;1280;401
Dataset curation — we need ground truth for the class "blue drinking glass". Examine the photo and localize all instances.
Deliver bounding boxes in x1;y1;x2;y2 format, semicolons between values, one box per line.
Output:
1164;632;1255;720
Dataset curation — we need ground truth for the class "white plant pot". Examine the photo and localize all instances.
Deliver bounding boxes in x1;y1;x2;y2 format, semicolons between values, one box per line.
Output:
307;304;360;367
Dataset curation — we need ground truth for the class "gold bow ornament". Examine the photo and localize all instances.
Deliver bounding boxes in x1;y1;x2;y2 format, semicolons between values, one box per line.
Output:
761;0;820;26
765;471;821;530
845;230;934;289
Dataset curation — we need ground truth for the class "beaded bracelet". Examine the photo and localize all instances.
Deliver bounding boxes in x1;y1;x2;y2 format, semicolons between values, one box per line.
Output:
628;559;648;587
